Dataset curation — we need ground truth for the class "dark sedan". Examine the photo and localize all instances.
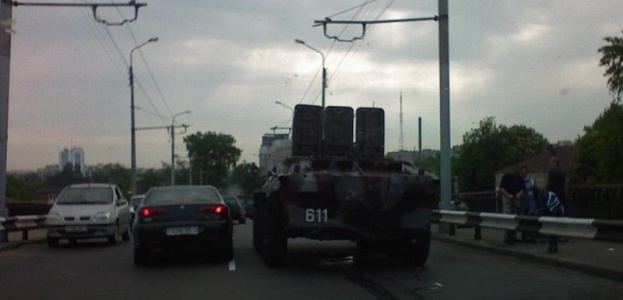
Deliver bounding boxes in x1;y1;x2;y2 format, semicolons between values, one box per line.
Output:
132;185;233;266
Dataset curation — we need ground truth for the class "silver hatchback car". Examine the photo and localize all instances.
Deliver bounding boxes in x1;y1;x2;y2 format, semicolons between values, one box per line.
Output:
46;183;131;247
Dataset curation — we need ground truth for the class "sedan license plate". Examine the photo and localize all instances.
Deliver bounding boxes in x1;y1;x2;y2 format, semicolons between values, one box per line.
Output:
166;226;199;236
65;226;87;232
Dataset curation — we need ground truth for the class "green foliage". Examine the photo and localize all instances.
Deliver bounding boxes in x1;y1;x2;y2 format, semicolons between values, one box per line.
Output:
574;102;623;184
184;131;242;189
598;31;623;102
229;162;263;195
6;174;45;201
90;163;131;196
454;117;549;191
47;165;85;188
138;168;168;194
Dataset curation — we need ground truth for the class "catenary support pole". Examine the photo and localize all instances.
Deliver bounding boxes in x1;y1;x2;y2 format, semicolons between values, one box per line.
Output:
0;0;12;219
438;0;453;214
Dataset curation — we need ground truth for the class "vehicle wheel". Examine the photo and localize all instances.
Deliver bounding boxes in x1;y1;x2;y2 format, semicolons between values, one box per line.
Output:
121;225;130;242
404;232;431;266
134;246;148;266
253;195;265;253
108;225;119;245
221;239;234;261
47;236;59;248
262;197;287;268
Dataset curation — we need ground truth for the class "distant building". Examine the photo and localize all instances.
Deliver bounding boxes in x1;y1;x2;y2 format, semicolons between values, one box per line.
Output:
258;133;291;175
37;164;61;178
59;147;86;175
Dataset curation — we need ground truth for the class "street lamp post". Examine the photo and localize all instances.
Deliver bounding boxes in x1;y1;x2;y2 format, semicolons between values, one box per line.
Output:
170;110;191;186
129;37;158;196
294;39;326;109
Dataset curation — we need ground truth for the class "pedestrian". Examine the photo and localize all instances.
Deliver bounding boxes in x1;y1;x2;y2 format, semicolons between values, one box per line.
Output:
547;157;567;209
519;165;538;215
498;164;525;245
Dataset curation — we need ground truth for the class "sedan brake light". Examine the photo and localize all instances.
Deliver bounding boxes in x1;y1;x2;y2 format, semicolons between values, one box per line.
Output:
140;207;166;217
199;204;227;214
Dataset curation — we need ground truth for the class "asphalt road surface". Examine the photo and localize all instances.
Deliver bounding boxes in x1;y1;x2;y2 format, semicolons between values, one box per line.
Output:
1;222;621;300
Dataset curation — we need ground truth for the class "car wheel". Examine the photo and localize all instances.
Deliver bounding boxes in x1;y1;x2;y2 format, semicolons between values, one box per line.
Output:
403;233;431;266
221;239;234;261
261;197;287;268
47;236;59;248
134;246;148;266
121;225;130;242
108;224;119;245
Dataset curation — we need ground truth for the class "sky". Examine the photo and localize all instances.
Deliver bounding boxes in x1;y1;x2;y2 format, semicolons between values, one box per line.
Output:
6;0;623;171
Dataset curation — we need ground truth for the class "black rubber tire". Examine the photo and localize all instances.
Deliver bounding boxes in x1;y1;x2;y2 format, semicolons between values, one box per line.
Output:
108;225;119;245
121;226;130;242
261;197;287;268
404;232;431;266
47;236;59;248
253;195;265;253
221;240;234;261
133;246;148;266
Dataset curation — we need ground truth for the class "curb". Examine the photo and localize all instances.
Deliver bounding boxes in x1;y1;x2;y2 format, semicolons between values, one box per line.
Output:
431;234;623;282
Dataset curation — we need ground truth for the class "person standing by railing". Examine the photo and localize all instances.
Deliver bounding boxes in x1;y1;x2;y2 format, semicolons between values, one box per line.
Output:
547;158;567;209
499;164;525;245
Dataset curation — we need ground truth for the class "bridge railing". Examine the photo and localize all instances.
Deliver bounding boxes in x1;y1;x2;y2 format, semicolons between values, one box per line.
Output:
0;215;47;243
432;210;623;253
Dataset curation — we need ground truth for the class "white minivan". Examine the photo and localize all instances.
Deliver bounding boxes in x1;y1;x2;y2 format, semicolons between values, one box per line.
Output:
46;183;131;247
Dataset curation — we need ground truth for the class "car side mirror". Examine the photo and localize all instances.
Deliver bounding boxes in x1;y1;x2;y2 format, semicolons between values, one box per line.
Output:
117;199;128;206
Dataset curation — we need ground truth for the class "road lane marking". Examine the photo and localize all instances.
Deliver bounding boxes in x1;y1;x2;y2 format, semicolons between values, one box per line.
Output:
228;259;236;271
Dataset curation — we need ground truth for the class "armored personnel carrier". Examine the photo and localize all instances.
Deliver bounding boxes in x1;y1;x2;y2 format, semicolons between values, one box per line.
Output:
254;104;439;267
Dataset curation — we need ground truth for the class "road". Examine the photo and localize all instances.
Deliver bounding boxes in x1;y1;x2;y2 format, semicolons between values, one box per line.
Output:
1;222;621;300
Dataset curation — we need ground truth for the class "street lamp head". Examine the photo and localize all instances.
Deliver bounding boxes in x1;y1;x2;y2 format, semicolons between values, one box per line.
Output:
148;37;159;43
294;39;305;45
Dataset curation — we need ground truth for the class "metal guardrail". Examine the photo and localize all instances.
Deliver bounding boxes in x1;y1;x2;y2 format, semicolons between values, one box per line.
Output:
0;215;47;243
431;210;623;253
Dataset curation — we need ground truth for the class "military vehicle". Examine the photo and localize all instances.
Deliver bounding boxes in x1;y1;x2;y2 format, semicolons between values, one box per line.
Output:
254;104;439;267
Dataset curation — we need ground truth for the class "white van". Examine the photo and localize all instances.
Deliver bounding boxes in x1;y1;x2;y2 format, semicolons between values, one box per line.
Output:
46;183;131;247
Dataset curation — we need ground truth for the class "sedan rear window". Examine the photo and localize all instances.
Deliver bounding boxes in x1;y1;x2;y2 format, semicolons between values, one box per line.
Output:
144;188;220;205
56;187;113;205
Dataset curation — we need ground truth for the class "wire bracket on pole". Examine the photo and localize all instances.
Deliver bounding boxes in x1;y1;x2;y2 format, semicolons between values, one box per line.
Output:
12;0;147;26
313;16;439;43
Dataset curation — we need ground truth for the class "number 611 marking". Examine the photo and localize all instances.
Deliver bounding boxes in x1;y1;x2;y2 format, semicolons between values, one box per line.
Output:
305;208;328;222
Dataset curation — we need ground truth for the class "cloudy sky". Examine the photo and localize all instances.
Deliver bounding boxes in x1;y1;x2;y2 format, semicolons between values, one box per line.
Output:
6;0;623;171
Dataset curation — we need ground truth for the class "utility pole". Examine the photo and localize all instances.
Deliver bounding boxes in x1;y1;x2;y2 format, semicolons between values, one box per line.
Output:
0;0;12;219
438;0;452;211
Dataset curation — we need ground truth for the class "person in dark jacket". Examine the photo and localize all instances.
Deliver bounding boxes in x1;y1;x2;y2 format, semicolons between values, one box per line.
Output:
547;157;567;208
499;165;525;245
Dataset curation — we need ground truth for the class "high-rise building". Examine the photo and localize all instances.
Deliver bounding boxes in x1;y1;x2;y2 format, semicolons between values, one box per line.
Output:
59;147;86;175
258;133;291;175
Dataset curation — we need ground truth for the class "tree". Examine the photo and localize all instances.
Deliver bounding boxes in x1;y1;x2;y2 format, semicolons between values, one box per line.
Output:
184;131;241;189
454;117;549;191
6;174;45;201
229;162;263;195
598;31;623;102
137;168;168;194
573;102;623;184
89;163;131;196
47;164;85;189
